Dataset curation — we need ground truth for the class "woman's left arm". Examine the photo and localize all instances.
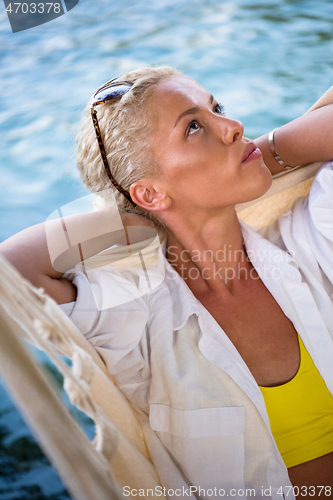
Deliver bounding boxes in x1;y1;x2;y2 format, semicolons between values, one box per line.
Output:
255;104;333;175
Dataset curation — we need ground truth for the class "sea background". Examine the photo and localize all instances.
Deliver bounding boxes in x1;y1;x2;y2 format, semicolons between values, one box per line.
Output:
0;0;333;498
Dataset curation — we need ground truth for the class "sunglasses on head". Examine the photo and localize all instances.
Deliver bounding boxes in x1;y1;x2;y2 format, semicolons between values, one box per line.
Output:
90;77;136;207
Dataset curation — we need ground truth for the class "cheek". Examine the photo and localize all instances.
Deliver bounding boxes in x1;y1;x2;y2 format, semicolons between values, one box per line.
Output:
156;153;193;184
153;141;224;198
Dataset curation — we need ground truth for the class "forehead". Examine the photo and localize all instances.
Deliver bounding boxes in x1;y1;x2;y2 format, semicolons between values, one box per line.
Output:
153;76;211;116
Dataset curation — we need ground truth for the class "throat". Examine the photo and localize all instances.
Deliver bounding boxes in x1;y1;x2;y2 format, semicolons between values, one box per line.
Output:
165;209;248;292
167;244;252;296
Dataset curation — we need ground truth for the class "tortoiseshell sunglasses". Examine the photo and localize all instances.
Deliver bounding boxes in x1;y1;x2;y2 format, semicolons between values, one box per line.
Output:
90;77;136;207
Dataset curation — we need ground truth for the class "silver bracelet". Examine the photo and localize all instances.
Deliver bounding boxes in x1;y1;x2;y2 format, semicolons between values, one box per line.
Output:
268;128;292;170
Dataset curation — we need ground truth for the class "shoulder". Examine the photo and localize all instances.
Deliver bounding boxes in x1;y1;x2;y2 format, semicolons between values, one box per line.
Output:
57;241;184;378
284;160;333;239
276;160;333;285
307;160;333;235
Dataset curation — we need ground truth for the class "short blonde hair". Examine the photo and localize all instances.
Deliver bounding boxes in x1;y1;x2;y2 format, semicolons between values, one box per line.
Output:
76;65;182;230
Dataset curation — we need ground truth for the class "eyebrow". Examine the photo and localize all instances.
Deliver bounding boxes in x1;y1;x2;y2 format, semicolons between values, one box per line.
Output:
174;94;215;128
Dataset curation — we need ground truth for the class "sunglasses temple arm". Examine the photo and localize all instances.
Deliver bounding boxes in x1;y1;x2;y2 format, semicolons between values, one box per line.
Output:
90;108;136;207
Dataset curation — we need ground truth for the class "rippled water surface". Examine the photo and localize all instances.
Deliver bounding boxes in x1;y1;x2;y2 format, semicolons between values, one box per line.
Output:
0;0;333;497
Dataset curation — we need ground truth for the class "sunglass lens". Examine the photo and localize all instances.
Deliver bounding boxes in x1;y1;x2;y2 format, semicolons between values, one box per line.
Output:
94;84;132;104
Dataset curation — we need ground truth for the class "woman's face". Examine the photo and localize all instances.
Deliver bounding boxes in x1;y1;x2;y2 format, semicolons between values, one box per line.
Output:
149;75;272;213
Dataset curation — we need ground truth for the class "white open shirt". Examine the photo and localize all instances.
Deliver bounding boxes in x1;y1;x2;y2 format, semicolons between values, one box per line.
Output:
60;161;333;500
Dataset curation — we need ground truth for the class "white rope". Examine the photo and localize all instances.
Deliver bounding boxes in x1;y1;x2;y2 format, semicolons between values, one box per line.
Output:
0;308;123;500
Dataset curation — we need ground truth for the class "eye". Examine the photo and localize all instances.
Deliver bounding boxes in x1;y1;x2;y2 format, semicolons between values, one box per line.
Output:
187;120;201;136
214;102;225;115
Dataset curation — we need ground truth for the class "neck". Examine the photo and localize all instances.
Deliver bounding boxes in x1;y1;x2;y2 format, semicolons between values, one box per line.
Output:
163;206;251;294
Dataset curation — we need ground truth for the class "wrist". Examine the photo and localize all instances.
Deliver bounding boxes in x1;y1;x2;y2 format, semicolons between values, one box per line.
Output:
268;128;293;170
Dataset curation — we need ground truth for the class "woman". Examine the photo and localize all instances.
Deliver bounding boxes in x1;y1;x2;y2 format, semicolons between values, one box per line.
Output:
1;66;333;498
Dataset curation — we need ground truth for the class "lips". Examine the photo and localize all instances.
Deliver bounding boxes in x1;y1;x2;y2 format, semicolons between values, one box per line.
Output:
241;142;257;163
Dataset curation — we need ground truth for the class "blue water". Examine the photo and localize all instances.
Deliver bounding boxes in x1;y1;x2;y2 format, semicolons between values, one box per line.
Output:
1;0;333;497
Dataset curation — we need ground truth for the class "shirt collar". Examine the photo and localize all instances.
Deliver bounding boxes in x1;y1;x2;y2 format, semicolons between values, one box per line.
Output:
160;240;200;331
240;220;301;281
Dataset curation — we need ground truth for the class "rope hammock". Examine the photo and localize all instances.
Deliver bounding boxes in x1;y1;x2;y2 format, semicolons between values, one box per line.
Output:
0;243;161;499
0;84;332;499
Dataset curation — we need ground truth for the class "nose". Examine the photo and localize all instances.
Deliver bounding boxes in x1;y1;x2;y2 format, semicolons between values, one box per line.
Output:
220;117;244;144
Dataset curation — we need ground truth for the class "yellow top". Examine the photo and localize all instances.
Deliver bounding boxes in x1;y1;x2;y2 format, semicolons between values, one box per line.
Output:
259;335;333;468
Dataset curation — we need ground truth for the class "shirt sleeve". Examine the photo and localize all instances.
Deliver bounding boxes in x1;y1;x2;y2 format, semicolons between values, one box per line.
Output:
304;160;333;284
58;263;150;376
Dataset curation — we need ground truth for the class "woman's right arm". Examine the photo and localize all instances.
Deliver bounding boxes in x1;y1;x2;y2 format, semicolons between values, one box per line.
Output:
0;208;153;305
0;220;76;304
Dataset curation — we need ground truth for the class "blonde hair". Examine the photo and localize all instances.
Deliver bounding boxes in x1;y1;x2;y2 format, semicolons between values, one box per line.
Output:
76;65;182;231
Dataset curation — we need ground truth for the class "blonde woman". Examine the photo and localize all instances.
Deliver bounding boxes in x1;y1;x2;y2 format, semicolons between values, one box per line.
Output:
1;66;333;498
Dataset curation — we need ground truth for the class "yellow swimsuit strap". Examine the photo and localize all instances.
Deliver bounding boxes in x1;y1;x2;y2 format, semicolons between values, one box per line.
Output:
259;335;333;468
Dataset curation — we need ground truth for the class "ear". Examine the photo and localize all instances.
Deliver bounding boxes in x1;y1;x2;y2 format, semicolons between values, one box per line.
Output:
130;180;172;212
